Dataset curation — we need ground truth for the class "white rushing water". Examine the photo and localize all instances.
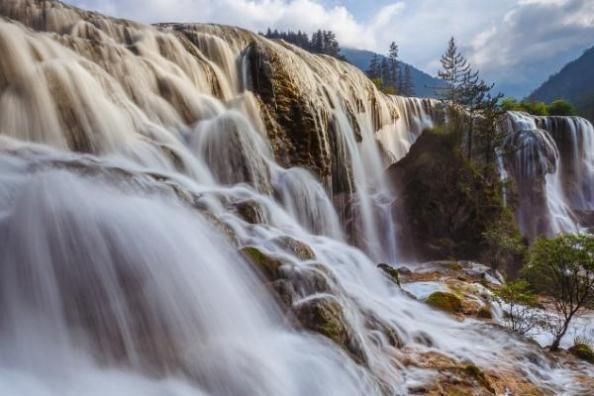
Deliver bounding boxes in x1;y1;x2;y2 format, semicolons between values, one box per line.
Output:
0;1;593;395
504;112;594;239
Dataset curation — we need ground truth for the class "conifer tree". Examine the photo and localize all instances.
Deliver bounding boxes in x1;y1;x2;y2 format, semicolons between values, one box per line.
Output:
367;54;381;80
401;65;415;97
381;57;390;87
387;41;399;91
436;37;471;102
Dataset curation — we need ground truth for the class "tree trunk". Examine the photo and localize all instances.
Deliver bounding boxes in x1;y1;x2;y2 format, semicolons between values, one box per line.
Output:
550;318;572;352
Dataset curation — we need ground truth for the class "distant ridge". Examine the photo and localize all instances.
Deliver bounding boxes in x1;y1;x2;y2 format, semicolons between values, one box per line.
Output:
341;48;446;98
530;46;594;122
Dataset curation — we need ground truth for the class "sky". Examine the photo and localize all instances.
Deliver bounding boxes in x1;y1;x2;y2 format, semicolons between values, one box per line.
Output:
69;0;594;98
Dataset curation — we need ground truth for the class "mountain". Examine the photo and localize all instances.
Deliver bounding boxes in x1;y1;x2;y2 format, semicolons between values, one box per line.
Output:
530;46;594;122
341;48;446;98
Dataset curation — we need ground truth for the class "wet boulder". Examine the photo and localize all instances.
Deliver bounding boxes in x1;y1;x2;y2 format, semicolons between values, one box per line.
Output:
292;296;367;365
425;291;463;314
240;246;283;281
272;236;316;260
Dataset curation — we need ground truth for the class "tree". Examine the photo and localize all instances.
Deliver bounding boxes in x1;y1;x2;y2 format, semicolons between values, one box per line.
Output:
400;65;415;97
476;90;506;164
311;30;324;53
387;41;399;91
494;280;538;335
483;218;525;271
367;54;381;80
380;57;390;88
261;28;344;60
523;234;594;351
547;99;577;116
436;37;505;160
436;37;472;102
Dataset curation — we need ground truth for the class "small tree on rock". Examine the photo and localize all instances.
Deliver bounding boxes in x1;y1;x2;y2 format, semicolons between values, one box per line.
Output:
523;234;594;351
494;280;538;335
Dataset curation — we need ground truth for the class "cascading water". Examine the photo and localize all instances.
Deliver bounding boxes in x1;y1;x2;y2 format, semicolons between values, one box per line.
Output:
503;111;594;239
0;1;592;395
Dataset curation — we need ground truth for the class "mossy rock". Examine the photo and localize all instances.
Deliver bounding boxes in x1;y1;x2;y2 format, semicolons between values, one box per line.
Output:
234;200;266;224
447;261;463;271
425;292;463;314
476;306;493;320
273;236;315;260
463;364;495;393
292;296;367;364
569;343;594;364
377;263;400;286
388;128;521;265
240;246;283;280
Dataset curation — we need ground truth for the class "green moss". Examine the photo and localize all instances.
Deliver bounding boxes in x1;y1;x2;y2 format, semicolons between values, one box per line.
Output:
476;306;493;319
292;297;366;364
463;364;493;391
377;263;400;286
240;246;282;280
569;343;594;364
425;292;463;313
447;261;463;271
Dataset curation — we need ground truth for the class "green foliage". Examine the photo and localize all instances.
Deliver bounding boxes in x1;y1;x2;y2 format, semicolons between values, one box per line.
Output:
262;28;344;59
500;97;578;116
476;306;493;319
521;100;549;116
390;121;521;263
371;78;383;91
483;214;526;271
523;234;594;350
500;97;521;112
493;280;538;335
547;99;577;116
426;291;463;313
569;337;594;363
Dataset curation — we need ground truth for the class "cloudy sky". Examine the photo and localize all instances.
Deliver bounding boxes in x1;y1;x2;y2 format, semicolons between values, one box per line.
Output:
69;0;594;97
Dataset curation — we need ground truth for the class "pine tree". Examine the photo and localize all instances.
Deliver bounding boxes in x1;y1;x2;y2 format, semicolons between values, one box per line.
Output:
436;36;504;161
401;65;415;97
380;57;390;87
436;37;471;102
311;30;323;53
387;41;399;91
367;54;381;80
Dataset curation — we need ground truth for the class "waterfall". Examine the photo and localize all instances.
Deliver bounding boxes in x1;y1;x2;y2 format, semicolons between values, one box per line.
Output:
503;111;594;239
0;1;591;395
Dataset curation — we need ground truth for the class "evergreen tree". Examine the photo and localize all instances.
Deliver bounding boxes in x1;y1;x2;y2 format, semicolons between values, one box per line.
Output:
400;65;415;97
436;37;471;102
261;28;343;60
380;57;390;87
436;36;505;160
323;30;340;58
387;41;399;91
366;54;381;80
312;30;324;53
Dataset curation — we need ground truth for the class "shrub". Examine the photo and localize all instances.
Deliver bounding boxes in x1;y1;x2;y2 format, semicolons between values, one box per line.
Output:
523;234;594;351
547;99;577;116
493;280;538;335
569;336;594;364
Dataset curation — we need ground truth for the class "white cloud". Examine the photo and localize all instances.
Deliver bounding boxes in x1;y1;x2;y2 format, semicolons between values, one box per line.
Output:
73;0;405;49
68;0;594;97
467;0;594;96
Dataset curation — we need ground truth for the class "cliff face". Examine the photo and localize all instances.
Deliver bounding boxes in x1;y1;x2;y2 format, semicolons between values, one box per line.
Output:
388;129;518;264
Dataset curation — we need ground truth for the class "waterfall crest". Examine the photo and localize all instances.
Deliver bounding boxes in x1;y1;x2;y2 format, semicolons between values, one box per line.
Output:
0;1;592;395
503;111;594;239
